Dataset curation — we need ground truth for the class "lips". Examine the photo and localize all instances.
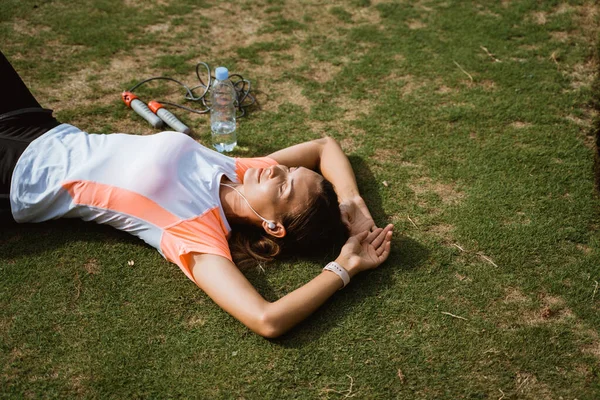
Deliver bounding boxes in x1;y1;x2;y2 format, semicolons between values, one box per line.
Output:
257;168;264;183
260;167;271;182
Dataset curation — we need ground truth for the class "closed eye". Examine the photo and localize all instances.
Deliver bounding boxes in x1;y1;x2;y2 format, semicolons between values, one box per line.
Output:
279;180;286;194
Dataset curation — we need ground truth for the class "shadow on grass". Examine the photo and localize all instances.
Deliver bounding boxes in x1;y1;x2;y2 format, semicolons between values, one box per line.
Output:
245;233;428;346
0;215;144;261
251;156;430;345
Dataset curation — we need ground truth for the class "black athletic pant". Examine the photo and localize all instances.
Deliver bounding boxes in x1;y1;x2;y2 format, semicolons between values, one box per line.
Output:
0;50;60;213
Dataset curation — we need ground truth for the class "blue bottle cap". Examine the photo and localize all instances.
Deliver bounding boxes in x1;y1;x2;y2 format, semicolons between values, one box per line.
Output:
215;67;229;81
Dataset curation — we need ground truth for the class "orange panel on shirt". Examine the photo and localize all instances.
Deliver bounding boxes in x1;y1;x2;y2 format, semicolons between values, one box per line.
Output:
161;207;232;284
234;157;278;183
62;180;179;228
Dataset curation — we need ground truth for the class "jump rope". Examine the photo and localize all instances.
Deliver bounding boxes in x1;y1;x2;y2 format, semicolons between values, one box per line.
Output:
121;61;256;135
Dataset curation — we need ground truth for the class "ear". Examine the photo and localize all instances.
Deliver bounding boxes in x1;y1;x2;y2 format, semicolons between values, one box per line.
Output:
262;220;286;238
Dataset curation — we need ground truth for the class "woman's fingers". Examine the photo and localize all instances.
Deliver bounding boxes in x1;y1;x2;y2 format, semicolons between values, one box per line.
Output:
352;230;369;243
365;227;384;243
377;240;391;261
371;224;393;248
367;224;393;247
375;231;393;256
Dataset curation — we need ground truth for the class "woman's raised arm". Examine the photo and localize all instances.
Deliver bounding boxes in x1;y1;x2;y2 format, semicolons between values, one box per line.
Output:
268;137;376;235
189;225;393;338
268;137;358;200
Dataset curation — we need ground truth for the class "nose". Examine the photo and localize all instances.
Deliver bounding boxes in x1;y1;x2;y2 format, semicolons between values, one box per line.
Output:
270;165;286;178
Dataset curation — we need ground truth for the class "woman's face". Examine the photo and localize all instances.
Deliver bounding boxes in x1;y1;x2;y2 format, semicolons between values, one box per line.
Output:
241;165;322;222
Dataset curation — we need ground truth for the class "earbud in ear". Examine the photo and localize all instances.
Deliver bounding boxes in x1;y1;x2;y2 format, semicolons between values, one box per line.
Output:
267;221;276;230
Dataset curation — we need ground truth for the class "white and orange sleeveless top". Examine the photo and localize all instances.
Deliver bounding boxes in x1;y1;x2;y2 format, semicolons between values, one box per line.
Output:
10;123;277;283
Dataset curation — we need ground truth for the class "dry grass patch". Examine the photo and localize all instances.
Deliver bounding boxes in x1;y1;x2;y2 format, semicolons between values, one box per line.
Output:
495;289;579;330
576;243;593;255
567;60;597;90
263;80;311;112
200;2;274;52
372;148;401;163
337;98;372;121
512;371;554;400
0;315;15;337
476;8;501;18
503;287;529;304
530;11;547;25
510;121;532;129
436;85;453;94
569;323;600;361
306;120;364;143
400;161;422;168
519;44;540;51
406;19;427;30
41;50;165;117
144;22;171;33
427;223;455;239
83;259;100;275
478;79;497;91
408;177;465;205
354;6;382;25
12;19;51;36
339;136;359;154
565;114;593;129
398;75;427;96
124;0;168;8
570;3;599;45
2;347;29;383
454;272;471;282
67;373;88;397
521;294;574;326
311;61;343;84
549;31;569;43
186;315;207;329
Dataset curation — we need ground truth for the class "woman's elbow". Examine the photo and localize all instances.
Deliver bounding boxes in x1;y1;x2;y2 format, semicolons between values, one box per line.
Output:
256;311;284;339
320;136;338;147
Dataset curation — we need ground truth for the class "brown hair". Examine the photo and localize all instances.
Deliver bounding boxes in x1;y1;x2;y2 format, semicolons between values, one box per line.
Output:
228;178;348;269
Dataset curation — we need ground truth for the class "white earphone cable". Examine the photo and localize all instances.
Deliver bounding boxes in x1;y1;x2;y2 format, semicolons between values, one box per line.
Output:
220;183;277;229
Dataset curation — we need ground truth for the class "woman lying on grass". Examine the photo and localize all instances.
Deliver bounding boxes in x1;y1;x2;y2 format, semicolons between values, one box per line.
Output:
0;52;393;338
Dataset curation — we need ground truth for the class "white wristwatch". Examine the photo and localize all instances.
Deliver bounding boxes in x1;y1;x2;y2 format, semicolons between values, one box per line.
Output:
323;261;350;289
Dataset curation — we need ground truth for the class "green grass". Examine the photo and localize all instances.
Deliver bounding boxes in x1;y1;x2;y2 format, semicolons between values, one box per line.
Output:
1;0;600;398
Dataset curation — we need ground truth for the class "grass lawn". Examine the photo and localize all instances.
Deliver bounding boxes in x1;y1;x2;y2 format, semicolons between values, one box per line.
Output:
1;0;599;398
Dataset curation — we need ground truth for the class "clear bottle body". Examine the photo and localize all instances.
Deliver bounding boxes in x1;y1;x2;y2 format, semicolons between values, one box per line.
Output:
210;78;237;152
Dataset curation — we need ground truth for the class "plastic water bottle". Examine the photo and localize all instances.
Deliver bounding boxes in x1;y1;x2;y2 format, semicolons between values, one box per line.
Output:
210;66;237;152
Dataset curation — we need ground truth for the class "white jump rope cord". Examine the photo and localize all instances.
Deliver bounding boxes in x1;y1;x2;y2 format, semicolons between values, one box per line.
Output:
220;183;277;229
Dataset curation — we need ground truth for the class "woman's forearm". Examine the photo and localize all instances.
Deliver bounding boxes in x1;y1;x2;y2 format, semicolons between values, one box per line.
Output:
268;136;362;201
262;260;357;337
318;137;361;201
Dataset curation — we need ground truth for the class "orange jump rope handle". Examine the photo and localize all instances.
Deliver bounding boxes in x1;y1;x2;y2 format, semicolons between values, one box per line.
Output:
148;101;191;135
121;91;164;128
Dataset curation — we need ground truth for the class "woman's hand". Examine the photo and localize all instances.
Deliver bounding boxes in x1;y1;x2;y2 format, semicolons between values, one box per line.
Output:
336;224;394;277
339;196;376;236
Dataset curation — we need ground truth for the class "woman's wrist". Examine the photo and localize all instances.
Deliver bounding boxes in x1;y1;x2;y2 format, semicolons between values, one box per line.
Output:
339;193;362;204
334;255;361;279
